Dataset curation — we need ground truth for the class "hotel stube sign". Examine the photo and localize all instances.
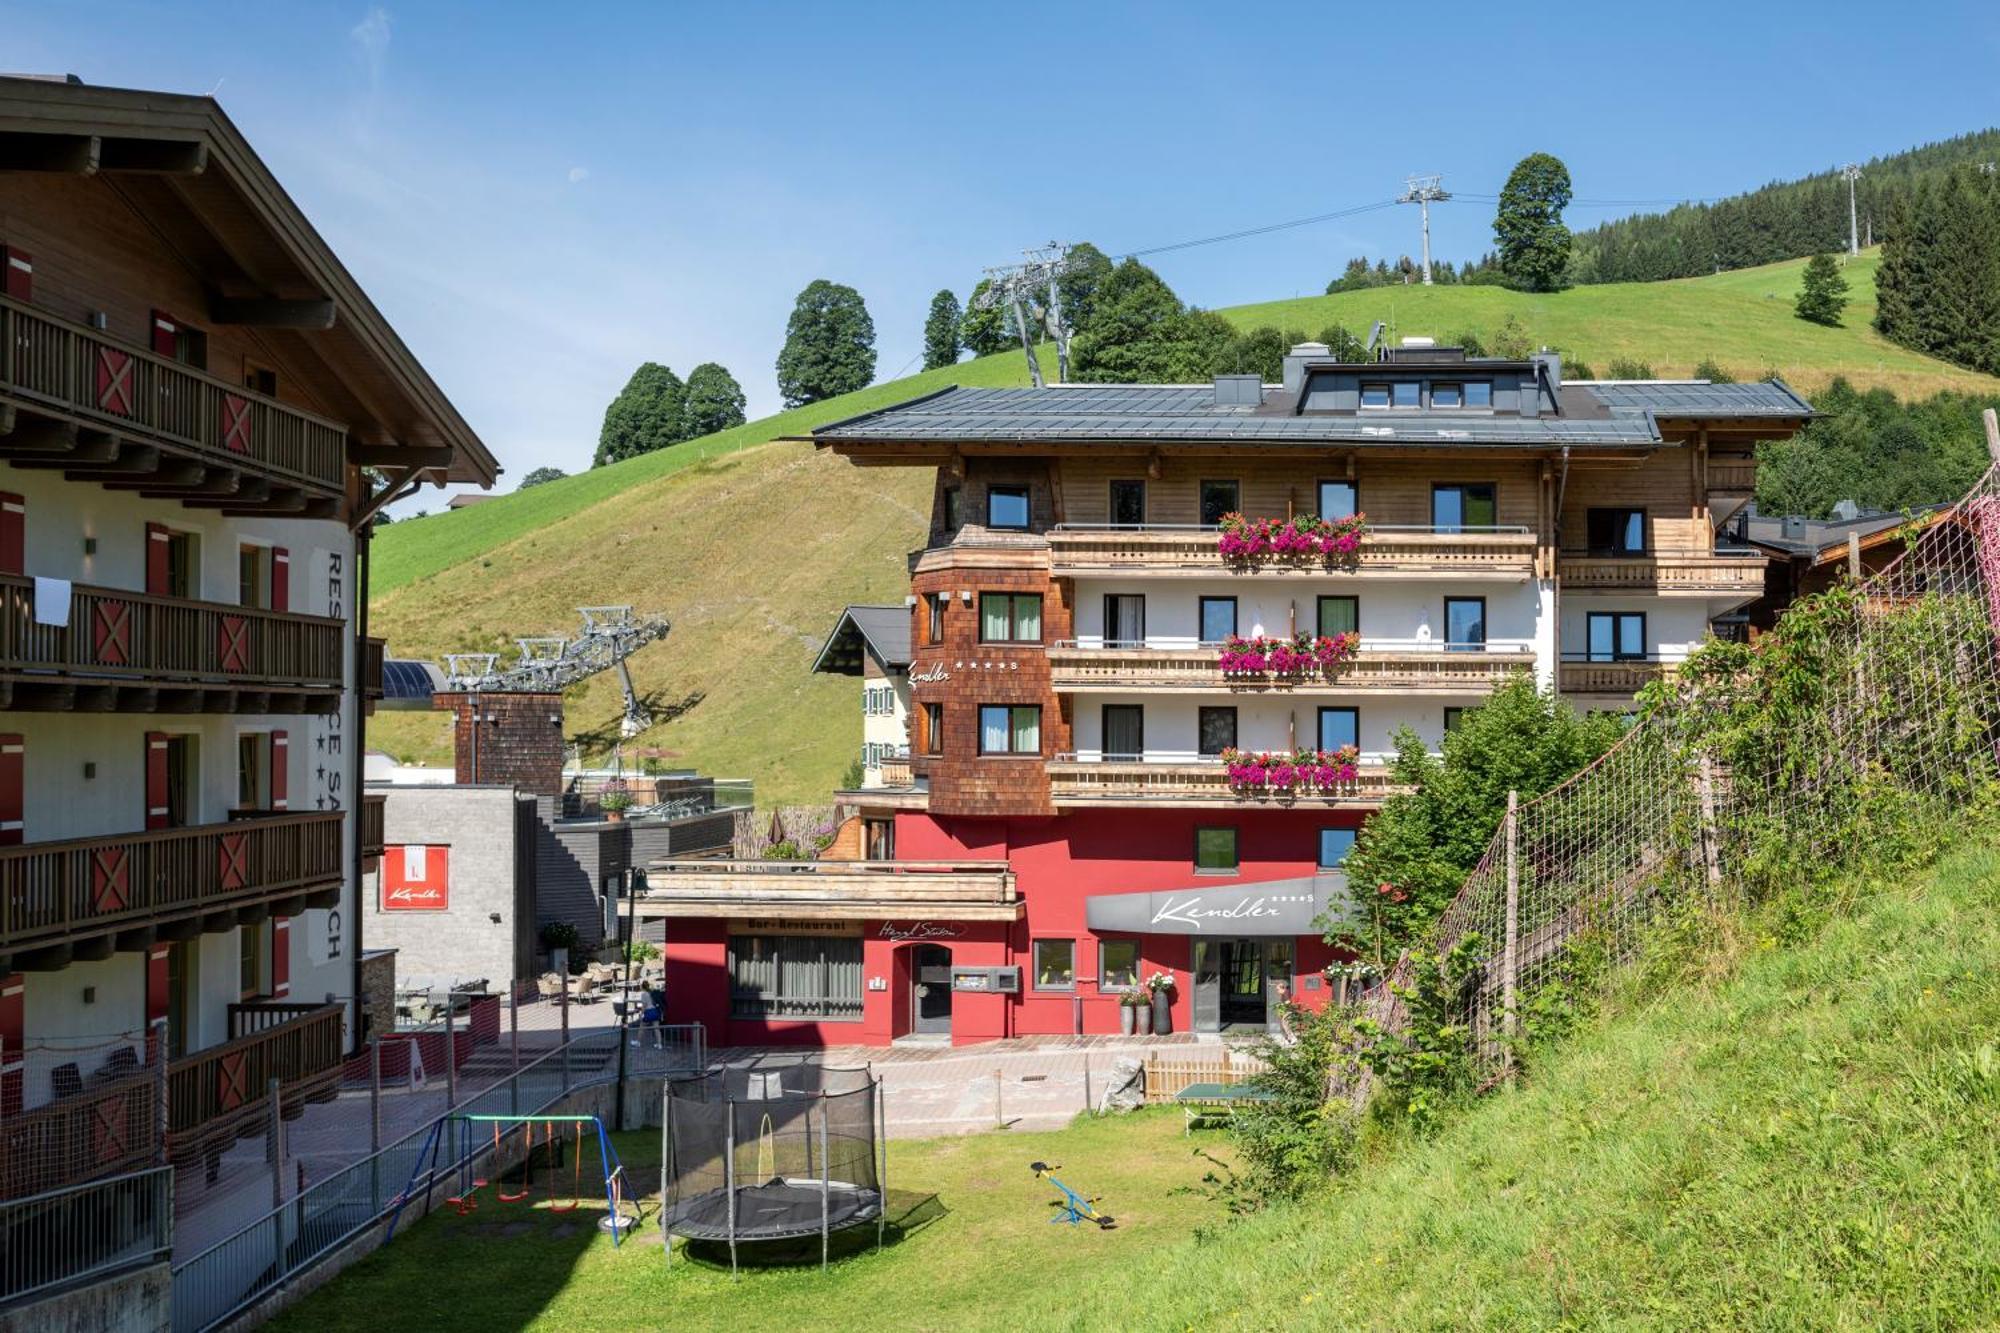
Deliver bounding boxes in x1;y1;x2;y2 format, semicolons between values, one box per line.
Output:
1084;873;1356;936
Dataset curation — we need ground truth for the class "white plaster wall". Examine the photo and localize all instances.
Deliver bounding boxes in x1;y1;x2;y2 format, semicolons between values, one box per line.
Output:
1068;693;1446;764
859;675;909;783
1068;577;1540;651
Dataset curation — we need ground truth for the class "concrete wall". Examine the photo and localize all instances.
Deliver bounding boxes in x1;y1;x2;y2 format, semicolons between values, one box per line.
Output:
0;1261;170;1333
363;785;531;993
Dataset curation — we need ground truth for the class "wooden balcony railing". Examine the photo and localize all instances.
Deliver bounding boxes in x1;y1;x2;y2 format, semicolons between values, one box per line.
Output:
1046;525;1538;580
1048;643;1538;694
0;574;344;709
361;792;386;863
0;295;346;493
168;1004;344;1158
1558;658;1676;697
0;1070;157;1201
1710;458;1759;492
878;755;914;788
640;858;1020;921
0;811;345;960
363;636;386;701
1558;549;1765;596
1046;759;1405;808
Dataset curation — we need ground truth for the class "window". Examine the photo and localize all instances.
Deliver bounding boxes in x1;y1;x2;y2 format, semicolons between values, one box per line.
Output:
1110;480;1146;526
978;704;1041;756
1317;480;1358;520
865;818;895;860
1587;507;1647;555
1444;706;1467;734
164;529;197;599
1102;705;1144;761
1197;706;1237;757
728;935;864;1020
1432;483;1497;533
1033;939;1075;990
1103;593;1145;647
986;484;1030;530
1198;596;1238;644
1317;595;1358;638
164;734;196;827
238;545;270;609
1199;480;1239;527
979;592;1042;643
925;594;944;645
1391;381;1421;408
1587;611;1647;662
1318;828;1356;869
239;924;264;1000
1317;706;1358;753
1445;597;1487;652
923;702;944;755
1194;826;1238;872
1464;381;1493;408
941;487;962;532
1431;382;1463;408
1099;939;1140;990
1360;383;1390;409
237;733;268;810
243;362;278;397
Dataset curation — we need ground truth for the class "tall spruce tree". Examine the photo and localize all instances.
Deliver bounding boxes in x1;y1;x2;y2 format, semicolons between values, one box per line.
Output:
922;289;962;371
1493;152;1574;291
593;362;686;467
1794;253;1851;326
775;280;876;407
680;362;747;439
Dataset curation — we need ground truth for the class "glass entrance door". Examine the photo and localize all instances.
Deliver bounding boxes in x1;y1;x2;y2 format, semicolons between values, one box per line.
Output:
1192;940;1222;1031
1219;939;1266;1026
912;944;952;1035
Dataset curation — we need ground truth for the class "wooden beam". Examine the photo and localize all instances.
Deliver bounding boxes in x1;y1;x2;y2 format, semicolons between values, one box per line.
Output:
0;403;13;435
0;131;99;174
97;136;208;175
183;477;271;508
4;430;117;467
63;443;163;479
0;417;79;451
208;295;337;330
347;442;454;470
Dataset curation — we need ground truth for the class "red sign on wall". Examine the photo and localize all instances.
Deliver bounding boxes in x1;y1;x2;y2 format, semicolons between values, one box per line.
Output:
381;844;450;911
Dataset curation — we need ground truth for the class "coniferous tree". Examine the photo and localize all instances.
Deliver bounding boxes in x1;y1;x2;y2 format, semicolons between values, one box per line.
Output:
775;280;876;407
922;290;962;371
680;362;747;438
1493;152;1573;291
594;362;686;467
1794;253;1850;326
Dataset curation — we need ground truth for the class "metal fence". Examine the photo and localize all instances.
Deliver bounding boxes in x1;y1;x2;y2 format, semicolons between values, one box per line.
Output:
169;1022;705;1333
0;1167;173;1308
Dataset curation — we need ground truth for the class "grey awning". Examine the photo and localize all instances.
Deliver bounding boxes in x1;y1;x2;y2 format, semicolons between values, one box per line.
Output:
1085;872;1354;935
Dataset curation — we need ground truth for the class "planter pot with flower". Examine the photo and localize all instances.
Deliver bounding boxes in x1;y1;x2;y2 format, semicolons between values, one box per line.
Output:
1145;971;1175;1035
1118;989;1147;1035
599;785;633;823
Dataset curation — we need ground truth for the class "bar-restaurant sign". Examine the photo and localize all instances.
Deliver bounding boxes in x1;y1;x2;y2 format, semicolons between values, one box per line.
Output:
381;844;449;911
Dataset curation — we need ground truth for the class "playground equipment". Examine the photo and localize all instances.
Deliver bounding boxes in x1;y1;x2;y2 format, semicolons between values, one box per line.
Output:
660;1058;886;1273
387;1113;637;1243
1031;1161;1114;1229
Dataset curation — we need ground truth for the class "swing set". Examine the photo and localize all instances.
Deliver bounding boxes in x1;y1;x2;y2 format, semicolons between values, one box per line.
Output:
387;1113;637;1244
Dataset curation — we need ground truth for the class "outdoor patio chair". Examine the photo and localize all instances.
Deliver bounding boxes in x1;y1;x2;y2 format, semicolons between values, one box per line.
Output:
98;1047;140;1081
51;1062;83;1101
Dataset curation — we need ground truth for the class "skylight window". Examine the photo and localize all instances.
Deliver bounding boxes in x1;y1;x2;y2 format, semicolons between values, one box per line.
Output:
1359;383;1390;409
1431;383;1463;408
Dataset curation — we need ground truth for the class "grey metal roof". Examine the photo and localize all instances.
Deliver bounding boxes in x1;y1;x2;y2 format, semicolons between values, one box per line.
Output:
1582;380;1814;418
811;605;912;675
1741;502;1951;558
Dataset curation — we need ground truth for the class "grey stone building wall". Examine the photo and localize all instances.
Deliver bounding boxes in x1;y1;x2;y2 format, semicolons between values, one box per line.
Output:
364;785;537;994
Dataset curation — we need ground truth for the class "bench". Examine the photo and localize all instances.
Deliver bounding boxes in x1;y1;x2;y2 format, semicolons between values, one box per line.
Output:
1173;1081;1276;1134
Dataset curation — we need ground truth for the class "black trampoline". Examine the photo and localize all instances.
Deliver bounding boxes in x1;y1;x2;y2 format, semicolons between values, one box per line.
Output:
660;1057;886;1271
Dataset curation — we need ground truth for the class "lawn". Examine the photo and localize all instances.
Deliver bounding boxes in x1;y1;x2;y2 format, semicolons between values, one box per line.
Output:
270;1107;1236;1333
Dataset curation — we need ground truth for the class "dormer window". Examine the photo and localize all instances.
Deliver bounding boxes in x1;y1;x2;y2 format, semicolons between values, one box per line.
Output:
1464;381;1493;408
1431;383;1463;409
1391;382;1421;408
1360;383;1391;409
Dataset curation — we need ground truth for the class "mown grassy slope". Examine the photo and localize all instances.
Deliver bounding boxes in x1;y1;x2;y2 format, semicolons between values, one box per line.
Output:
1057;833;2000;1329
370;253;2000;801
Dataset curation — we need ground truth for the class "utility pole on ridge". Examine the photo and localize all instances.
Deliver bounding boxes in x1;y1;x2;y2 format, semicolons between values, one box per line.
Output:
1842;163;1862;256
1396;174;1450;285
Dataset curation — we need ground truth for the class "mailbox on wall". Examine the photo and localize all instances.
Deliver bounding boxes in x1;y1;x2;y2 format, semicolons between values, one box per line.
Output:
950;966;1021;993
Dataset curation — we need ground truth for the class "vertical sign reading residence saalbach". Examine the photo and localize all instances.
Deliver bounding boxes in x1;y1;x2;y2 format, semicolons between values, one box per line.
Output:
307;546;346;968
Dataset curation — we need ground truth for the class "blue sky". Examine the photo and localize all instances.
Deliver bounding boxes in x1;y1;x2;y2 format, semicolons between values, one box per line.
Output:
7;1;1998;497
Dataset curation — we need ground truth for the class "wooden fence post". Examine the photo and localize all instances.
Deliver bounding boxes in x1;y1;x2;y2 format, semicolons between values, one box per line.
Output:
1983;407;2000;464
1501;790;1521;1065
1697;755;1724;892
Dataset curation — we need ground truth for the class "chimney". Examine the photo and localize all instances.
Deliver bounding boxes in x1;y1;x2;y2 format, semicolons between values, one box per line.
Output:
1533;347;1563;388
1282;341;1330;395
1212;374;1262;407
1781;515;1807;541
447;691;567;799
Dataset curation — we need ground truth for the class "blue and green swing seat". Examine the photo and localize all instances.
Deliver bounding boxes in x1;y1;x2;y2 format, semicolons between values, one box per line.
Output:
387;1113;636;1244
1031;1161;1115;1229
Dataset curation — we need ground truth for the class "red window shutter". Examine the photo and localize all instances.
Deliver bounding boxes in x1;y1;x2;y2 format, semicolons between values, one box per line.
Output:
0;734;21;847
0;247;30;302
145;732;169;829
271;547;289;613
0;493;21;578
145;522;170;596
0;973;21;1118
146;947;170;1026
150;310;178;358
270;918;290;997
270;730;288;810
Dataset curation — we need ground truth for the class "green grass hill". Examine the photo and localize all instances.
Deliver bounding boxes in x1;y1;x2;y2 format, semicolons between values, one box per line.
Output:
368;252;2000;802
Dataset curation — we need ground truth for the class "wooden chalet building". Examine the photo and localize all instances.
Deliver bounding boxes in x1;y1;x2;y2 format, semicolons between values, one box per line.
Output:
646;343;1808;1046
0;74;494;1198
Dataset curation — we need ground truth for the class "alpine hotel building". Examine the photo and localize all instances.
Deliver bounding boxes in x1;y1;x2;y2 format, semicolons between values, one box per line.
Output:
650;344;1809;1047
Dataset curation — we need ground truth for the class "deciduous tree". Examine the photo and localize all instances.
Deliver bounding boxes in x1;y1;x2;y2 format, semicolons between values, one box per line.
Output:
1493;152;1573;291
775;280;876;407
593;362;685;467
680;362;747;438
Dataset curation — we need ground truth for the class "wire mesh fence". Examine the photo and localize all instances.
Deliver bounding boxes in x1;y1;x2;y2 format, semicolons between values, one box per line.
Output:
2;1028;162;1203
0;1166;172;1307
1367;444;2000;1085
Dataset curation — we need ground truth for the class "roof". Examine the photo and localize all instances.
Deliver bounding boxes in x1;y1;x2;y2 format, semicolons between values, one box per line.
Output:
0;76;496;485
1742;502;1955;562
377;658;448;710
811;376;1810;451
811;605;912;675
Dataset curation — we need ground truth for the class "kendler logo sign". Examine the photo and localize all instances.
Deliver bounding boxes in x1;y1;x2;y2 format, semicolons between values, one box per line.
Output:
381;844;450;912
1085;873;1354;936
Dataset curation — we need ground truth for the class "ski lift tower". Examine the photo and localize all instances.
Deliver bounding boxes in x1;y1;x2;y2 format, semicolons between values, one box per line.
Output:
442;605;669;738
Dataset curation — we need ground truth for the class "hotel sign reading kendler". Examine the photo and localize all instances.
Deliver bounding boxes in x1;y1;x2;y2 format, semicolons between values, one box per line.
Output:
1084;874;1355;935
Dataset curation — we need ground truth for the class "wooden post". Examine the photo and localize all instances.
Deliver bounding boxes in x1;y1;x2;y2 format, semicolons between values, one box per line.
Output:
1983;407;2000;464
1847;531;1862;580
993;1069;1004;1127
267;1077;286;1210
1501;790;1521;1063
1697;756;1724;892
369;1039;382;1151
151;1018;169;1167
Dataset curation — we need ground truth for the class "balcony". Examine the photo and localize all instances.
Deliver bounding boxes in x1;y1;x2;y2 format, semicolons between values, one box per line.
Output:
1046;758;1404;809
168;1003;344;1163
638;858;1021;921
361;792;386;867
0;573;344;712
0;811;345;968
1558;657;1677;700
1047;525;1538;580
1;1067;158;1201
1048;641;1537;695
362;636;386;703
0;295;345;511
1710;457;1758;493
1558;548;1766;597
